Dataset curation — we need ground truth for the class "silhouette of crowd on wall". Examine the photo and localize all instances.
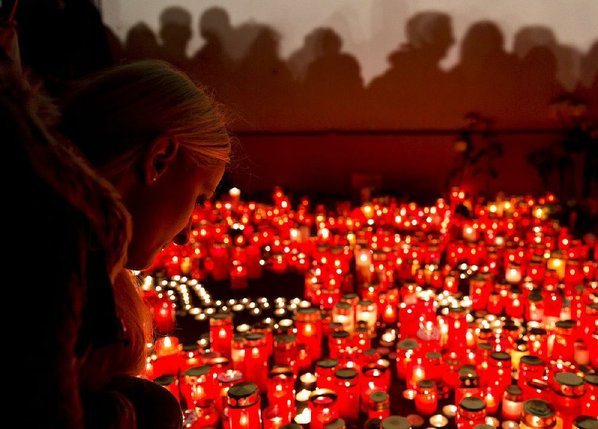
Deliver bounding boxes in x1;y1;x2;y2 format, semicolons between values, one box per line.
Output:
15;2;598;132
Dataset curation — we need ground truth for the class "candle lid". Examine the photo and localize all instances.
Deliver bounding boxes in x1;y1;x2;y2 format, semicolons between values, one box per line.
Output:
425;351;442;360
522;400;555;425
244;332;265;343
554;319;576;331
477;342;493;352
274;333;296;344
505;384;523;396
490;351;511;361
182;343;199;352
573;416;598;429
381;416;410;429
154;374;176;386
317;358;339;368
269;365;294;378
296;306;320;321
584;374;598;386
520;355;544;366
417;379;435;389
370;391;389;404
334;301;351;310
324;418;346;429
473;425;495;429
210;312;232;321
406;414;424;428
397;339;418;350
227;381;259;406
528;327;547;336
459;397;485;412
331;330;350;339
280;424;302;429
184;365;210;377
359;299;374;306
528;291;543;302
335;368;358;380
553;372;585;396
364;418;382;429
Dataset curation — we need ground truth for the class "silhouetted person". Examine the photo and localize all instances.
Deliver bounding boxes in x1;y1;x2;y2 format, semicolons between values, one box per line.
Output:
124;22;161;62
448;21;519;121
580;40;598;88
367;11;454;127
288;27;331;82
190;7;235;103
15;0;113;96
301;27;365;128
158;6;191;70
513;26;581;91
235;27;297;129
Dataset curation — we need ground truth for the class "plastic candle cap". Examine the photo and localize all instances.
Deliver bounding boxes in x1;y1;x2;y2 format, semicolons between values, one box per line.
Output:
317;358;339;368
324;418;346;429
335;368;358;379
520;355;543;366
473;425;495;429
523;399;554;417
584;374;598;386
490;351;511;361
397;339;418;350
154;375;176;386
381;416;410;429
573;416;598;429
370;391;389;403
331;330;350;339
184;365;210;377
459;396;485;412
417;379;435;389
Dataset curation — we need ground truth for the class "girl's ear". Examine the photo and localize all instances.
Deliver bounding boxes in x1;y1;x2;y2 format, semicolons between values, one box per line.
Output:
144;135;179;185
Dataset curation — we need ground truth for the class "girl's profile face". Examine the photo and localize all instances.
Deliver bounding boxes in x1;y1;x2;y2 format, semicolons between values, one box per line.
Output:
124;153;225;270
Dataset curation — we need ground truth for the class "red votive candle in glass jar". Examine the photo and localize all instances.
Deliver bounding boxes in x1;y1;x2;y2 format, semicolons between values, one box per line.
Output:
243;333;268;393
309;389;339;429
446;307;469;357
316;358;340;391
550;320;576;362
501;385;524;421
527;328;548;360
367;391;390;420
520;399;556;429
360;362;390;413
274;333;298;375
395;338;418;380
267;366;295;422
227;382;262;429
415;379;438;416
552;372;586;429
210;312;233;359
455;369;481;408
581;374;598;417
181;365;212;408
381;416;410;429
526;291;545;322
295;306;322;362
217;369;244;414
485;351;512;400
456;397;486;429
334;368;360;422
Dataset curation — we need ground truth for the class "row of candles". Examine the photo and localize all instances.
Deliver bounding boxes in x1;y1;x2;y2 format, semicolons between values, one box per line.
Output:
142;188;596;429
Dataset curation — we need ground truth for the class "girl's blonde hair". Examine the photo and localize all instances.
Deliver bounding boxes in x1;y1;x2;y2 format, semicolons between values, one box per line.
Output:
60;59;231;182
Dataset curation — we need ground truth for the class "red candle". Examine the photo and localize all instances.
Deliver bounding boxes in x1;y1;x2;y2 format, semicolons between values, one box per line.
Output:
456;397;486;429
210;243;230;281
274;333;298;375
243;333;268;393
414;379;437;416
209;312;233;359
309;389;339;429
316;358;340;391
180;365;213;408
334;368;360;421
295;307;322;362
552;372;586;429
267;366;295;420
216;369;243;414
501;385;523;421
395;338;418;380
227;382;262;429
154;300;176;335
360;363;390;413
581;374;598;417
367;391;390;420
230;264;248;290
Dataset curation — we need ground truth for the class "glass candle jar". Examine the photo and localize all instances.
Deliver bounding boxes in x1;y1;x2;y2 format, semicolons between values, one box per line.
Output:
217;369;244;414
527;328;548;360
354;325;372;351
267;366;295;421
295;307;323;362
455;369;481;408
415;379;438;416
227;382;262;429
456;397;486;429
334;368;360;421
573;416;598;429
518;355;545;388
550;320;576;362
367;391;390;420
447;306;469;356
309;389;339;429
520;399;556;429
485;351;512;399
243;333;268;393
333;302;355;334
328;330;351;360
502;385;524;421
581;374;598;417
210;312;234;359
274;333;298;375
181;365;213;408
552;372;586;429
316;358;340;391
360;362;390;413
395;338;418;380
381;416;410;429
356;300;378;334
526;292;544;323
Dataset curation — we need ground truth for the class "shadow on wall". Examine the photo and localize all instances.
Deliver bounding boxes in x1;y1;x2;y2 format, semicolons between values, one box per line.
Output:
13;2;598;202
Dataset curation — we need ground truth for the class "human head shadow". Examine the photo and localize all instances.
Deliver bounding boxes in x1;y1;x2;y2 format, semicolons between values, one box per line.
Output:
157;6;192;69
366;10;455;127
124;22;160;62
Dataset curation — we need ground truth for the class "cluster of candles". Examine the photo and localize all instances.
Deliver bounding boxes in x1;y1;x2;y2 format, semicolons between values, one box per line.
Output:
142;187;597;429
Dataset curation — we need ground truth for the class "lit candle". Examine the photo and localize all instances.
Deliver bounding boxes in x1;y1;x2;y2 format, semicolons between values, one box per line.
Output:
227;382;262;429
309;389;339;429
520;399;556;429
209;312;233;359
501;385;523;421
415;379;438;416
334;368;360;421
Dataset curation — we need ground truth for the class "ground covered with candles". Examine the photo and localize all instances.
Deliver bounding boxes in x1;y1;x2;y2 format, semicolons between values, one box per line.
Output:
140;188;597;429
